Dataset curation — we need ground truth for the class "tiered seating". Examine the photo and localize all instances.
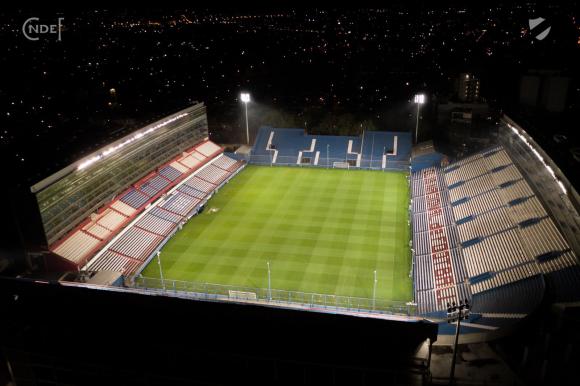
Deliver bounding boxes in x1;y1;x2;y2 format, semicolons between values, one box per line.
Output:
120;189;149;209
519;218;567;258
170;161;189;173
83;222;111;240
414;254;434;291
411;196;426;213
447;173;494;202
536;250;578;274
84;149;245;275
411;167;466;314
191;151;207;161
451;190;504;220
138;175;170;197
482;148;511;169
451;248;469;283
196;165;229;185
496;179;534;203
409;143;580;334
507;196;546;223
434;144;580;325
488;165;522;186
185;176;215;194
52;139;229;269
159;192;200;217
196;141;221;157
158;165;182;181
135;213;177;236
445;158;488;185
110;201;137;217
88;250;142;273
463;230;532;278
251;127;411;169
180;154;202;169
412;231;431;256
416;290;437;314
109;227;162;261
456;207;513;242
53;231;101;264
177;184;207;199
212;155;238;171
97;209;128;231
149;206;183;224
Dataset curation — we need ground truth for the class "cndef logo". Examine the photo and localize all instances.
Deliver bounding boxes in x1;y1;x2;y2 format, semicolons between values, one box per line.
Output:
22;17;64;41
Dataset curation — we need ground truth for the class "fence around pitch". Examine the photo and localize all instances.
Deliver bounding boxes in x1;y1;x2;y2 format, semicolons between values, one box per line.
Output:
227;153;410;172
133;276;416;316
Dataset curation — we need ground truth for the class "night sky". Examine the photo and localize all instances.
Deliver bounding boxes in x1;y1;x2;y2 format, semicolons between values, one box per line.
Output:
1;5;579;187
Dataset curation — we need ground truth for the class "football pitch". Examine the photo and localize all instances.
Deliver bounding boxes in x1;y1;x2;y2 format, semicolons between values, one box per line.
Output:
142;165;412;302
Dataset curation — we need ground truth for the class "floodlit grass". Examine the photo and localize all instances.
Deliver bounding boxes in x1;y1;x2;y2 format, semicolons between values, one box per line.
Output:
142;165;412;302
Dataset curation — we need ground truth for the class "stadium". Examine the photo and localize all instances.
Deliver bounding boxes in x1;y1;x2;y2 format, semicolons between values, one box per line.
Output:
4;101;580;384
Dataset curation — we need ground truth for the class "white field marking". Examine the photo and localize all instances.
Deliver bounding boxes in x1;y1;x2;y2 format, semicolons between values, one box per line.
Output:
347;139;362;167
265;131;278;164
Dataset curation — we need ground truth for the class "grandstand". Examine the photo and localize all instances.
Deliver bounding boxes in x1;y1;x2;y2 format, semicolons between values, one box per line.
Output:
32;103;242;273
47;140;236;269
85;153;244;274
410;118;580;337
248;127;411;170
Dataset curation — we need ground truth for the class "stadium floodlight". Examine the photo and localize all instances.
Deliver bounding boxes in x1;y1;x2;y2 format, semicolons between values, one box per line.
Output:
414;94;425;104
447;298;470;383
413;94;425;144
267;261;272;301
240;92;251;145
157;251;166;291
373;270;378;308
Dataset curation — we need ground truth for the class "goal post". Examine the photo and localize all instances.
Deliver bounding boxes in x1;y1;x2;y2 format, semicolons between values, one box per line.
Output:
332;161;350;169
228;290;257;301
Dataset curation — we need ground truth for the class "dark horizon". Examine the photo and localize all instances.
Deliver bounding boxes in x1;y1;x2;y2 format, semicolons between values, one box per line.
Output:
2;6;578;188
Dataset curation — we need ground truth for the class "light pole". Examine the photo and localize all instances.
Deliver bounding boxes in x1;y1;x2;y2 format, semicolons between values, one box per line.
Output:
372;270;377;310
447;299;470;384
157;251;165;290
240;92;251;145
267;261;272;301
383;146;386;171
414;94;425;144
370;132;375;169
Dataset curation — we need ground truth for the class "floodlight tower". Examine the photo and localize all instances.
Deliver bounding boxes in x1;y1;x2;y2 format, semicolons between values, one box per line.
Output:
447;299;470;384
372;270;378;310
240;92;251;145
157;251;165;290
413;94;425;144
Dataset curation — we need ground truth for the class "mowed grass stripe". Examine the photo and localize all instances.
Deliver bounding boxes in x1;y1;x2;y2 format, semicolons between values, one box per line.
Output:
142;165;412;301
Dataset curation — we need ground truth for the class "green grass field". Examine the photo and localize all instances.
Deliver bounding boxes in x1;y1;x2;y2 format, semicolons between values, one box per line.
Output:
142;165;412;302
